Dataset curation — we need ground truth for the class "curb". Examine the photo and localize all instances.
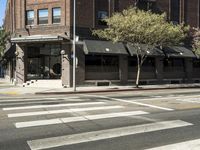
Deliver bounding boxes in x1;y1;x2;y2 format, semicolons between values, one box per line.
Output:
35;86;200;95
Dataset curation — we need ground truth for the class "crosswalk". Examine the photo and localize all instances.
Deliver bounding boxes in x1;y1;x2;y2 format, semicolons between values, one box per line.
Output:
0;96;199;150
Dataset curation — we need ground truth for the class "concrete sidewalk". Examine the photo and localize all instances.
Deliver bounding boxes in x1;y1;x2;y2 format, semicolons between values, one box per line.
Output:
1;78;200;95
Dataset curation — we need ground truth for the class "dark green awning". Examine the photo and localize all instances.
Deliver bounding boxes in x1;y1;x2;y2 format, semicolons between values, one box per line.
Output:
163;46;196;58
126;44;165;57
84;40;128;55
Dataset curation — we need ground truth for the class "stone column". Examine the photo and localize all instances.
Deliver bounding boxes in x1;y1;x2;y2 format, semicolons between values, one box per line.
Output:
119;55;128;84
184;58;193;83
61;43;72;87
155;57;163;83
75;45;85;85
16;44;27;84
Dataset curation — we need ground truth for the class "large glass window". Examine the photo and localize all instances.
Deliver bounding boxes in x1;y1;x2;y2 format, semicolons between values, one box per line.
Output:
95;0;108;26
164;58;184;71
52;8;61;24
170;0;180;23
27;44;61;80
38;9;48;24
26;10;34;25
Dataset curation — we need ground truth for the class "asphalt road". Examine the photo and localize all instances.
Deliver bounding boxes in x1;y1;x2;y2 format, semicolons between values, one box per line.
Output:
1;89;200;150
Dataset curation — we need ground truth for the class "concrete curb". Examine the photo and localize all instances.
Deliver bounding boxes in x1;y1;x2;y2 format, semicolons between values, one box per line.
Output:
35;86;200;95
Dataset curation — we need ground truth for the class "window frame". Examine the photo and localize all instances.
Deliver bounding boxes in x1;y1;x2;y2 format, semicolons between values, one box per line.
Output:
26;10;34;26
38;8;49;25
52;7;61;24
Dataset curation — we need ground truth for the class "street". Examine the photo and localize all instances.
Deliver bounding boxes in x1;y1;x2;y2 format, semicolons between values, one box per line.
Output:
1;89;200;150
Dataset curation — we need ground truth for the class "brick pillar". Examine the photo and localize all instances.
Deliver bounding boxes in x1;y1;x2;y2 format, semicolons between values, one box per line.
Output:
61;43;72;87
155;57;163;83
75;45;85;85
119;55;128;84
184;58;193;83
16;44;27;84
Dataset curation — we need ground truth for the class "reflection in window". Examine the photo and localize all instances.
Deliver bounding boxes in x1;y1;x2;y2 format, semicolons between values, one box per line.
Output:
52;8;61;24
38;9;48;24
26;10;34;25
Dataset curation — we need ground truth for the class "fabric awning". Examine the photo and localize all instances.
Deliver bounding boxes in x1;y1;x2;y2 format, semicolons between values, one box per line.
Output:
84;40;128;55
126;43;165;57
11;35;66;43
163;46;196;58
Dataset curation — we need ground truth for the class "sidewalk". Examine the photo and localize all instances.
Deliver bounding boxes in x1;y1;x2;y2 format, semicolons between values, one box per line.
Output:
1;78;200;95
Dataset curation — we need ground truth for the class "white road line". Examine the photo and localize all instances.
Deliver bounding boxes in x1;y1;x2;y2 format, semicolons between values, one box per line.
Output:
8;106;123;118
15;111;149;128
27;120;192;150
3;102;105;111
176;98;200;104
146;139;200;150
83;95;174;111
0;97;80;102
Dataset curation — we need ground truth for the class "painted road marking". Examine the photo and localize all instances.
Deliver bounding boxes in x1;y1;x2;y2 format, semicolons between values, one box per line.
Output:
8;106;123;118
176;98;200;104
83;95;174;111
146;139;200;150
3;102;106;110
27;120;192;150
0;97;80;102
15;111;149;128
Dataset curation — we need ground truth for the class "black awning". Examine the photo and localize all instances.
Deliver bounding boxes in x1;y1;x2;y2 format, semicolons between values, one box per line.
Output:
84;40;128;55
126;43;165;57
163;46;196;58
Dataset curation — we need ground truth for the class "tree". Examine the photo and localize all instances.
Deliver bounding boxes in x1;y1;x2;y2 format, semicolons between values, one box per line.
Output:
190;28;200;56
93;7;187;88
0;27;10;59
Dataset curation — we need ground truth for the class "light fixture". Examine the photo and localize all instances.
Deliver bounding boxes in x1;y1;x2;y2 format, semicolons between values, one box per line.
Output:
180;52;183;55
15;51;19;56
60;50;65;55
105;48;110;52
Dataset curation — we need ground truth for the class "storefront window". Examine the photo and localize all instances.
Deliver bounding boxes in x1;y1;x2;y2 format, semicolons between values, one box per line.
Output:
27;44;61;80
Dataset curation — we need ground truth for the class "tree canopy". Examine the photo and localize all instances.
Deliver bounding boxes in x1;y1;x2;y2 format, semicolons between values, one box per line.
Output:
93;7;187;87
0;27;9;59
93;7;187;47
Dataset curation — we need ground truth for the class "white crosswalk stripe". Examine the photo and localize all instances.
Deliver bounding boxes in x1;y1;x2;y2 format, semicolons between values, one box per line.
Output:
15;111;149;128
7;105;123;118
3;102;106;110
146;139;200;150
27;120;192;150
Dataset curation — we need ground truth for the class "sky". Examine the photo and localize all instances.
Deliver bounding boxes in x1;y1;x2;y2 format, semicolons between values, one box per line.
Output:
0;0;7;26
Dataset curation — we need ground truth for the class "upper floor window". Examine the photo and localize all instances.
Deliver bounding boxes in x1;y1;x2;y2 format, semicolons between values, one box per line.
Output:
95;0;108;26
26;10;34;25
38;9;48;25
170;0;180;24
52;8;61;24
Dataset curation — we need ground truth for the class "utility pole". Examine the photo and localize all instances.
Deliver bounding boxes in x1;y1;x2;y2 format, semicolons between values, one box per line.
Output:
73;0;76;92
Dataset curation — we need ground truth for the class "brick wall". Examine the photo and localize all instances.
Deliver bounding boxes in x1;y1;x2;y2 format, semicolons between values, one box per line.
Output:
3;0;200;38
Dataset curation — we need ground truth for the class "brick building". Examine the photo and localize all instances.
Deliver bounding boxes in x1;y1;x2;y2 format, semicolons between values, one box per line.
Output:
2;0;200;87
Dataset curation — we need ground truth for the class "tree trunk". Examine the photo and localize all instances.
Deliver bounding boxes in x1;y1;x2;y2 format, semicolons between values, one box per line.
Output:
136;64;141;88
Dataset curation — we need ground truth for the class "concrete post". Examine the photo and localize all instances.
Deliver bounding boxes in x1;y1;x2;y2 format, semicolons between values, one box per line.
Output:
61;43;72;87
75;45;85;85
155;57;163;83
119;55;128;84
16;44;27;84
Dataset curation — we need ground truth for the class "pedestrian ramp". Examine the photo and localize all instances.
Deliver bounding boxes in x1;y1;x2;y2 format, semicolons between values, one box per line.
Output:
1;97;195;150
